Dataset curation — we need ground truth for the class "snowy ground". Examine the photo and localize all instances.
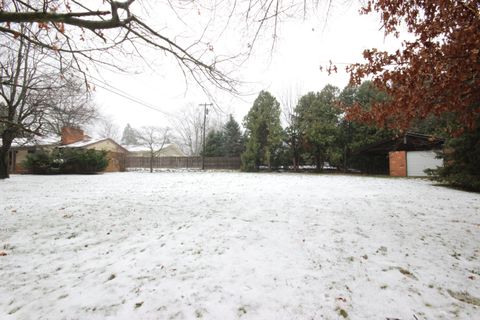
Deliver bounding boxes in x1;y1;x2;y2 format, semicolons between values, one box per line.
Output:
0;172;479;320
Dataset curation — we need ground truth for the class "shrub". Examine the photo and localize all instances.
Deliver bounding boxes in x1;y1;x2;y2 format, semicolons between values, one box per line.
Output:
23;148;108;174
22;150;53;174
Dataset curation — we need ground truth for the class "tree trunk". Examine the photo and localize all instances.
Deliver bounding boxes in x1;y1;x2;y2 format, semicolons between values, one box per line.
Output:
0;148;10;179
315;153;323;172
149;155;153;173
0;133;13;179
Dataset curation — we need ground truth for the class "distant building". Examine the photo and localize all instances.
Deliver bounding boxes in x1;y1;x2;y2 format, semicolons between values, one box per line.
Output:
7;127;128;174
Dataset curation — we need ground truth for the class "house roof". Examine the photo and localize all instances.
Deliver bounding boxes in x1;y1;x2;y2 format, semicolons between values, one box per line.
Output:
59;137;129;153
355;132;445;154
2;135;61;148
59;137;108;148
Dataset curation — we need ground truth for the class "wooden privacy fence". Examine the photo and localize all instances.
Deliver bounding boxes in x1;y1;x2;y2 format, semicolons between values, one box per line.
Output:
126;156;241;170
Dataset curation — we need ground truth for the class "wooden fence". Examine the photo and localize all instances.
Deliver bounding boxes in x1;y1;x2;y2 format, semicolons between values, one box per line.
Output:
125;156;241;170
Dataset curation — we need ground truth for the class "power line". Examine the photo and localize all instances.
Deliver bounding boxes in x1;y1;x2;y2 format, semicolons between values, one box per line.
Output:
36;59;174;117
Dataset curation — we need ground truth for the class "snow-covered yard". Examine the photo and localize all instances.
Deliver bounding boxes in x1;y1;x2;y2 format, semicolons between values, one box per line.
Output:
0;172;479;320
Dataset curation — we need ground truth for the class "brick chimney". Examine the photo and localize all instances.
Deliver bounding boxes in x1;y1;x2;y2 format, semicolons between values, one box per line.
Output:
61;127;85;145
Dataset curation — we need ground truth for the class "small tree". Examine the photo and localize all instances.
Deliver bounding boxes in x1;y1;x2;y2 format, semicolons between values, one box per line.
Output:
242;91;283;171
170;104;203;156
136;126;170;173
223;115;244;157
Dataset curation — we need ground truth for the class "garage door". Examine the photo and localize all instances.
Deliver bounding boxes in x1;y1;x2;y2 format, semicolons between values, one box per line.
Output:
406;150;443;177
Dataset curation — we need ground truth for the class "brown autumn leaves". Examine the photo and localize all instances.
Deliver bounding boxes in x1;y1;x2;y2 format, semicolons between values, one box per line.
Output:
345;0;480;134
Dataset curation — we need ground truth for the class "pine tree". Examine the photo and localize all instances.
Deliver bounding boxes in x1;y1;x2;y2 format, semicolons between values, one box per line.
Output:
295;85;341;171
223;115;244;157
242;91;283;171
203;130;225;157
428;123;480;192
121;123;139;145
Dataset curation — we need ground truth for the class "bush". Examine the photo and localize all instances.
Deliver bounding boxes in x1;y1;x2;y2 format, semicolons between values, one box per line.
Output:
22;150;53;174
23;148;108;174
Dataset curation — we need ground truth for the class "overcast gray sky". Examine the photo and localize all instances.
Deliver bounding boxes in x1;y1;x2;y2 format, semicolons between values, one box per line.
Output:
91;2;403;132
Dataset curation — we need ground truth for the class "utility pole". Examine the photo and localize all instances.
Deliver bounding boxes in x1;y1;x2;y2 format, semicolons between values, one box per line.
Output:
199;102;213;170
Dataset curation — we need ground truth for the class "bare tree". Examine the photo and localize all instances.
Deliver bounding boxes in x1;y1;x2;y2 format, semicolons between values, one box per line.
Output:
0;30;63;178
95;114;121;141
170;104;204;156
0;1;322;95
136;126;170;173
280;86;302;171
44;76;98;135
169;103;231;156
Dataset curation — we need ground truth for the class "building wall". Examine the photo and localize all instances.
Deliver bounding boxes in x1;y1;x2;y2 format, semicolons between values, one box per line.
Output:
85;140;125;153
389;151;407;177
86;140;127;172
104;152;126;172
11;149;30;173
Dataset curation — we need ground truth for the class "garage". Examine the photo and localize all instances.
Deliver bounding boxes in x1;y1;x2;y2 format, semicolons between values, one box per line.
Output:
406;150;443;177
357;132;445;177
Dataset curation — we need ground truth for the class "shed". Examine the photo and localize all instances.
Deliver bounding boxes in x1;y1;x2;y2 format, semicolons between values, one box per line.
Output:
356;132;445;177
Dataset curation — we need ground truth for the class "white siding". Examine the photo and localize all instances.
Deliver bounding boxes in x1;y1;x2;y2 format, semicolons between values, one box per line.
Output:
406;150;443;177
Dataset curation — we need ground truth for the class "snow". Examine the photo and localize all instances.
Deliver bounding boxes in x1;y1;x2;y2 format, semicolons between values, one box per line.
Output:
1;135;60;148
58;137;109;148
0;172;479;319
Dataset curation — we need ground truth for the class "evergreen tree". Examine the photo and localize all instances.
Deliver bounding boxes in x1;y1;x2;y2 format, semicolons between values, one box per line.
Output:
223;115;244;157
121;123;139;145
295;85;341;171
337;82;394;173
428;121;480;192
203;130;225;157
242;91;283;171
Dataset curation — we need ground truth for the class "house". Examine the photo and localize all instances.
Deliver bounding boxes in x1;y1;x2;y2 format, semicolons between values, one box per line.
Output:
125;143;185;157
8;127;129;173
356;132;445;177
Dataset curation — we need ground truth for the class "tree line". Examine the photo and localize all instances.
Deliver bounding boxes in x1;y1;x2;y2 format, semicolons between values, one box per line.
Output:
239;82;393;172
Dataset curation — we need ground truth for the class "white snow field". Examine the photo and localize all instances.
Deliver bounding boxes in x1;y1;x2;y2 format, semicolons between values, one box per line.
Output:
1;172;479;320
